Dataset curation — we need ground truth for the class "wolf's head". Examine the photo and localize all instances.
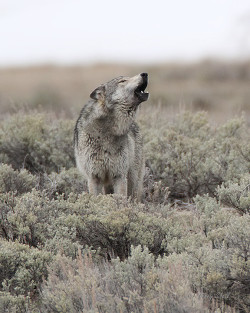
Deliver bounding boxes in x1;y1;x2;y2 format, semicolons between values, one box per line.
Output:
90;73;149;112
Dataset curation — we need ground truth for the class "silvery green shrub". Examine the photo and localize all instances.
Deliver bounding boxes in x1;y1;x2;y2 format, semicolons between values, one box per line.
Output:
217;174;250;214
143;112;249;199
0;239;52;296
0;114;74;173
0;163;37;194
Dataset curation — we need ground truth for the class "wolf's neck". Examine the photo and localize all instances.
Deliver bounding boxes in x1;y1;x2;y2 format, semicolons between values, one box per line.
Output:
87;105;136;137
111;108;135;136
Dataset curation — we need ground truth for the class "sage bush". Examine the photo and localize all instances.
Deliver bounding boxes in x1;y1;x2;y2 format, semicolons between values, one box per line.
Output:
143;112;250;199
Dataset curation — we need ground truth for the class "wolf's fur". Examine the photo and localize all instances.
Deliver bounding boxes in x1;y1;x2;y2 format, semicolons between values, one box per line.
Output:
74;73;149;200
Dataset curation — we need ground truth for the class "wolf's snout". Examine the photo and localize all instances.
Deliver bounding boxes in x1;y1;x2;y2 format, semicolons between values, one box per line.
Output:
134;73;149;102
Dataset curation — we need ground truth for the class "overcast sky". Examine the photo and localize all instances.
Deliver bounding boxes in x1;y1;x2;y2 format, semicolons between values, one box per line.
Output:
0;0;250;65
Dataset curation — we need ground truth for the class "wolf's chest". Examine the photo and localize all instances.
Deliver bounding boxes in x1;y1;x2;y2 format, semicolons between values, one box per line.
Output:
86;135;125;156
84;134;129;174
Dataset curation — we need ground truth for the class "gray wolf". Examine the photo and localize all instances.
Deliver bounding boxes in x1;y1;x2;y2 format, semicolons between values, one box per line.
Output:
74;73;149;200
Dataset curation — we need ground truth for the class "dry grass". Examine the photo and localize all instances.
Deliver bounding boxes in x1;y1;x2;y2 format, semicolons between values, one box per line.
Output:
0;60;250;123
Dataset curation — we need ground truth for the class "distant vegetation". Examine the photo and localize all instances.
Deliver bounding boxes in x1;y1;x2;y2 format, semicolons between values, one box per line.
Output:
0;61;249;312
1;60;250;122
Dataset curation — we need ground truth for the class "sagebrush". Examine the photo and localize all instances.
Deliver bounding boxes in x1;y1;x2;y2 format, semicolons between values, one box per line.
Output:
0;111;249;312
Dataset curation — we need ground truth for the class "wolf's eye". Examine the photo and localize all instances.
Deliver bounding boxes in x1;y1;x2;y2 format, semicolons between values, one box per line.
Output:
119;79;127;83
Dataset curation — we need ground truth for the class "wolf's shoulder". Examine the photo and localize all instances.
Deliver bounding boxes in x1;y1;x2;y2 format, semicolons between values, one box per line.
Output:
77;101;95;122
74;101;94;146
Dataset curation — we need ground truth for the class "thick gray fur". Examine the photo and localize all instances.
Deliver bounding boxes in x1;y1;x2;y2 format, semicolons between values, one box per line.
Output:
74;73;149;201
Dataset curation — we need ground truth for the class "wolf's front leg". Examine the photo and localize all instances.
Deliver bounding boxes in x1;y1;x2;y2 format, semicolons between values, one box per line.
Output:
88;176;103;195
113;177;127;197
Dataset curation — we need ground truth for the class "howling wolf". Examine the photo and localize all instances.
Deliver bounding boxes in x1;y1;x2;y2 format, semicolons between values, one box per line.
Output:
74;73;149;200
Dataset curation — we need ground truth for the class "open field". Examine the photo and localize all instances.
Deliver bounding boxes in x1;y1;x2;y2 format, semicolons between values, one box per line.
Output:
1;60;250;123
0;61;249;312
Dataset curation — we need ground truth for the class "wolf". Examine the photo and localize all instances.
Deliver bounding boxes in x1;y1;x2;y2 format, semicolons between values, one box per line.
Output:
74;73;149;200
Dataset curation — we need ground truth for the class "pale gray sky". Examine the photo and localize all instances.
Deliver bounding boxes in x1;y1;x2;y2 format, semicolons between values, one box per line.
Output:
0;0;250;65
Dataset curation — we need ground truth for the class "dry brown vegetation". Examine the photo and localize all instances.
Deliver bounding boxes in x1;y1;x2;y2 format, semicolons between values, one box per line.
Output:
1;60;250;123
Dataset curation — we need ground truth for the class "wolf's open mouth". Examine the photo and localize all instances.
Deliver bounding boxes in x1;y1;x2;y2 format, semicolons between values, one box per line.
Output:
134;79;149;101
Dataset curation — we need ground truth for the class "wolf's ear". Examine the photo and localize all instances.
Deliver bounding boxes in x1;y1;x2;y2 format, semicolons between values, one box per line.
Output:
90;85;106;101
